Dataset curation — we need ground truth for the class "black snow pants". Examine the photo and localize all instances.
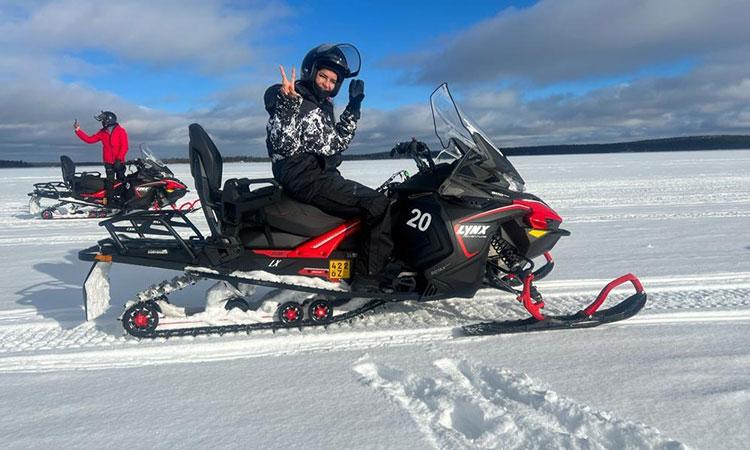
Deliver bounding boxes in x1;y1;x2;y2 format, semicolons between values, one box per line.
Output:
273;154;393;276
104;161;126;205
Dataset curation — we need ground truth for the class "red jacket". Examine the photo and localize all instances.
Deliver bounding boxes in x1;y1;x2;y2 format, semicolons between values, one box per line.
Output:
75;125;129;164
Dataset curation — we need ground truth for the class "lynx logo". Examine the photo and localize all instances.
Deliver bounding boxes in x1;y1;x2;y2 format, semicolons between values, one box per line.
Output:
147;249;168;255
456;224;491;237
268;259;282;268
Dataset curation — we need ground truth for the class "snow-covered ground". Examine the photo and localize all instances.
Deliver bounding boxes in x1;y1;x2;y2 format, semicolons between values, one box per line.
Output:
1;150;749;449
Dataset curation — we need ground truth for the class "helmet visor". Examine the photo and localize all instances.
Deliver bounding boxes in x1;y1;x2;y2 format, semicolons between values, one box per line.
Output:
335;43;361;77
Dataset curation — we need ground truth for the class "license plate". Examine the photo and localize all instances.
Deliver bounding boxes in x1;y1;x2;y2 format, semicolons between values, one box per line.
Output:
328;259;351;280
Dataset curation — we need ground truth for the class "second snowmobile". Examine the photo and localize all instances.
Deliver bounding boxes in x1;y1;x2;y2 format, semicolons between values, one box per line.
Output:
78;84;646;338
28;145;195;219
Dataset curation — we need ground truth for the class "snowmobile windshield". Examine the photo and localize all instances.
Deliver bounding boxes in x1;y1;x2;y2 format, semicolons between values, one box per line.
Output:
430;83;525;193
139;144;173;177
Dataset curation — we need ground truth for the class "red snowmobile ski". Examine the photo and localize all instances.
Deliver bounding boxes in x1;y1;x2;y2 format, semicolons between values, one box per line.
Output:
78;84;646;338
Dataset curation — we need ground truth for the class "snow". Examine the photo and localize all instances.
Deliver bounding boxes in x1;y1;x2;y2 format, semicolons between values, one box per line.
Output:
1;150;749;449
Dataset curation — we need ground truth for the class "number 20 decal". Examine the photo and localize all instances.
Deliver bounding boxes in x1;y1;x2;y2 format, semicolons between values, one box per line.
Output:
406;208;432;231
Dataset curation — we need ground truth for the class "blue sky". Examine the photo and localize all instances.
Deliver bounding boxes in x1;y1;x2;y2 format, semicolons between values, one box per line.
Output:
62;1;540;112
1;0;749;161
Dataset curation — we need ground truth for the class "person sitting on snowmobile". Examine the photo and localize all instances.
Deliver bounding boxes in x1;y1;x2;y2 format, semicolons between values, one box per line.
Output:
264;43;393;292
74;111;129;206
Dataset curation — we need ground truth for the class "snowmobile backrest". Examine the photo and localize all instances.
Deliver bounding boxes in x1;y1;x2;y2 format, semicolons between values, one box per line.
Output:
188;123;224;237
60;155;76;189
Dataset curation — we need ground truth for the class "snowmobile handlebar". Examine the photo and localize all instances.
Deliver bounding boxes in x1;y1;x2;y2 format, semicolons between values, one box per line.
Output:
390;138;435;173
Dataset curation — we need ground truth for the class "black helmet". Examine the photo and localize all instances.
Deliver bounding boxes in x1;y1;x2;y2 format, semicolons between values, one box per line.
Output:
300;43;361;98
94;111;118;128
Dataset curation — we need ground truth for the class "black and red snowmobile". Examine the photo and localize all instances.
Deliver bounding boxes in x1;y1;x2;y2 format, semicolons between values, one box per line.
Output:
28;145;195;219
78;84;646;338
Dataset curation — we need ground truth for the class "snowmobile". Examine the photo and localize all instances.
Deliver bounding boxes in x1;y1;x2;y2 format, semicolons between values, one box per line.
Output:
28;145;195;219
78;84;646;338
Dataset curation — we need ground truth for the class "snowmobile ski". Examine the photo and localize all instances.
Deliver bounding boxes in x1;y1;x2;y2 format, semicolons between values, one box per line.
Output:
461;274;646;336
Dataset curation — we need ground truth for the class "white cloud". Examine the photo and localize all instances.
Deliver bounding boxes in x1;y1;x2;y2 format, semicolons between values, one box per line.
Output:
4;0;290;73
0;1;289;161
1;0;749;162
389;0;750;85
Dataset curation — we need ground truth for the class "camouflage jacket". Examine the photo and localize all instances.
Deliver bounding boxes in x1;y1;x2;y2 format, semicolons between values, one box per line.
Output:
265;81;358;162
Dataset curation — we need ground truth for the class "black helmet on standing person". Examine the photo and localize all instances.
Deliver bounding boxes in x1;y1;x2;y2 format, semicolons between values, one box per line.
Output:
300;43;361;99
94;111;118;128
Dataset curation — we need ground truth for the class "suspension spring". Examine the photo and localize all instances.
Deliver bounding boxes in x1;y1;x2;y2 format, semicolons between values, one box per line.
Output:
491;234;525;273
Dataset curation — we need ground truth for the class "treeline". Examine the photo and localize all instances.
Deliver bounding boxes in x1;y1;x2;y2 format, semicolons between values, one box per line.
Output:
3;135;750;167
386;135;750;158
501;135;750;156
0;160;34;168
161;155;270;164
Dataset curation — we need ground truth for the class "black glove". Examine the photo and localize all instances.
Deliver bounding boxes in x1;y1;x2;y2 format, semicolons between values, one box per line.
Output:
346;79;365;120
112;160;126;180
390;138;431;158
390;141;409;158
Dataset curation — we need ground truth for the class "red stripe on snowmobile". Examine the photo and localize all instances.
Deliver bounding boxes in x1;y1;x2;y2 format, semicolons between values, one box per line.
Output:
81;191;106;199
512;199;562;230
164;179;187;190
298;268;329;278
454;205;530;259
459;204;530;223
454;230;479;259
253;219;361;259
79;181;126;200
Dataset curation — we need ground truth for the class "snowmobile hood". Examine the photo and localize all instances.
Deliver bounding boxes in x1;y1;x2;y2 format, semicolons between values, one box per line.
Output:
430;83;525;193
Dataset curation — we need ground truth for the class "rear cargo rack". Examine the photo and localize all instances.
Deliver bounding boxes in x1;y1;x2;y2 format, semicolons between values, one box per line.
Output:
101;209;205;260
29;181;71;199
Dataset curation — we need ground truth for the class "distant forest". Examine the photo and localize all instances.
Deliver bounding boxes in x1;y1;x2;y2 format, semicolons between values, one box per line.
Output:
3;134;750;168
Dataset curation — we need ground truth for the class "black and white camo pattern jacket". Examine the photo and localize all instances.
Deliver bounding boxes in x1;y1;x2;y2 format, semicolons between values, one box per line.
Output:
265;82;358;162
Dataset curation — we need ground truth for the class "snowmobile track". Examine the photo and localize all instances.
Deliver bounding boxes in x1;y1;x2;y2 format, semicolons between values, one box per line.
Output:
1;280;749;373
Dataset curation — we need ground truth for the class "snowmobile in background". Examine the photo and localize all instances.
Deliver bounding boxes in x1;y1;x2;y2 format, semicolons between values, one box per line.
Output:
28;145;196;219
78;84;646;338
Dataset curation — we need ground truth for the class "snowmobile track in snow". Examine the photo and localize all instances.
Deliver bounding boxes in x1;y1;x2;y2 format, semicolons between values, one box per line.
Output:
354;358;686;449
1;275;750;374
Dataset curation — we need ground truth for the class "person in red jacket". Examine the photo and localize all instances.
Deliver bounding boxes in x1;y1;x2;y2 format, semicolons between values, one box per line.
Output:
74;111;129;205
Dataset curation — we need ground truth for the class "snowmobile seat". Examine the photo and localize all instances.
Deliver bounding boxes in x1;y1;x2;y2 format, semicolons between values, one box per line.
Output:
222;178;344;235
222;177;345;247
264;194;345;236
60;155;104;194
234;196;350;249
